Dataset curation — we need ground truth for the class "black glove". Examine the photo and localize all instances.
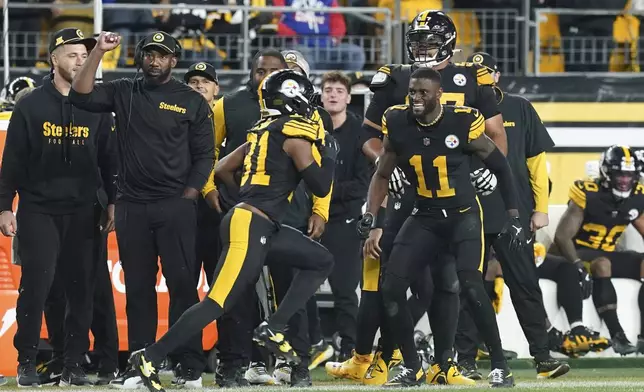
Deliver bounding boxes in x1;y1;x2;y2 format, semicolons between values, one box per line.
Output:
575;260;593;299
356;212;374;239
497;216;527;251
319;132;340;162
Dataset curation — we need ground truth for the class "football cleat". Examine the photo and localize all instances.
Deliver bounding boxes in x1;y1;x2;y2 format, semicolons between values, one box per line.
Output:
612;332;638;356
458;358;482;380
535;358;570;379
427;359;475;385
562;326;611;357
244;362;276;385
390;349;403;369
488;367;515;388
384;366;424;387
637;335;644;354
253;322;300;365
362;351;388;385
129;349;164;392
325;352;372;381
309;341;335;370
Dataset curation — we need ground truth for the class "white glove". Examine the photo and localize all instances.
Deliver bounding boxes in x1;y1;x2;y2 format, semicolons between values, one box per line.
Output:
389;167;410;199
470;168;497;196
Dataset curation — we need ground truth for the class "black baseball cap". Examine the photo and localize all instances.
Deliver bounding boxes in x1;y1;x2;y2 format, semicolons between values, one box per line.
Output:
184;62;218;84
49;28;96;54
467;52;498;73
141;31;179;55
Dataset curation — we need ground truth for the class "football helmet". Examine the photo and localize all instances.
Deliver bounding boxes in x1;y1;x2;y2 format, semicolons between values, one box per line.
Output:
406;10;457;67
599;145;643;199
0;76;36;106
259;69;315;118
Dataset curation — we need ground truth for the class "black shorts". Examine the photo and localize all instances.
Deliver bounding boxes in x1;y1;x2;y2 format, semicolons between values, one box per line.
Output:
384;199;484;286
576;248;643;280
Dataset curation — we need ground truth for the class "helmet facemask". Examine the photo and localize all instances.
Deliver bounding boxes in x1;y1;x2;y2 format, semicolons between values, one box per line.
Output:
600;157;640;199
406;29;456;67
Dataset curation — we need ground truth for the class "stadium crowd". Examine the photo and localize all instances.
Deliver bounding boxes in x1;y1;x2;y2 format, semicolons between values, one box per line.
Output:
0;5;642;391
2;0;644;72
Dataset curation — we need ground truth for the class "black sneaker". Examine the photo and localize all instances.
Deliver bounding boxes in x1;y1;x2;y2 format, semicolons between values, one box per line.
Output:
171;364;203;388
458;358;482;381
637;335;644;354
488;367;515;388
96;369;118;386
17;362;41;388
215;363;246;388
37;357;63;386
384;366;425;387
535;358;570;379
109;366;144;389
290;363;312;387
253;321;300;365
129;349;164;392
60;365;92;386
612;332;637;356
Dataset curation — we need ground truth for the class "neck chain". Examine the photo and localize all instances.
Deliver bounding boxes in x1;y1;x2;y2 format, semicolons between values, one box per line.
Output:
416;104;444;128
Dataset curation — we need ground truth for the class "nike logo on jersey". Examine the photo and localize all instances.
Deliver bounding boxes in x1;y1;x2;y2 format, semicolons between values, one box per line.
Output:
346;218;355;224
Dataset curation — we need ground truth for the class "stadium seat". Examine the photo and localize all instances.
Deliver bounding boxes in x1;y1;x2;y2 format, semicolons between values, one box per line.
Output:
536;13;564;73
609;13;640;72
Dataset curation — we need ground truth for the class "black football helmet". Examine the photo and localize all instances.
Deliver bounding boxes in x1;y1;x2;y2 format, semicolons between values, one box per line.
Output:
259;69;315;118
599;145;643;199
1;77;36;107
406;10;457;67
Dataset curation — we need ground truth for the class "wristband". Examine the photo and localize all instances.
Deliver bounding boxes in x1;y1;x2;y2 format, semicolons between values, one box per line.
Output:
375;206;387;228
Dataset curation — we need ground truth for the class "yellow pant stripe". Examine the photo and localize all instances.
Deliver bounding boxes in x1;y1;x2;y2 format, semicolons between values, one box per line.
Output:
208;208;252;307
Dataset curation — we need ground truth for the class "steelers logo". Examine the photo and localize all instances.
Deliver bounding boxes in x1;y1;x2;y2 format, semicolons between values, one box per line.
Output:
280;79;301;98
445;134;460;149
195;62;207;71
472;54;484;64
284;52;298;62
629;208;639;221
76;29;84;39
152;33;165;43
453;73;466;87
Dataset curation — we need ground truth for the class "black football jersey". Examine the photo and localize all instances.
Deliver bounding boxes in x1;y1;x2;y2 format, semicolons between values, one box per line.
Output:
569;179;644;252
364;62;499;140
239;115;324;222
383;104;486;209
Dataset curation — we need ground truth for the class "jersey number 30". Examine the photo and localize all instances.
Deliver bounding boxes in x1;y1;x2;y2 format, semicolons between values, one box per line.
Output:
409;155;455;198
241;132;271;186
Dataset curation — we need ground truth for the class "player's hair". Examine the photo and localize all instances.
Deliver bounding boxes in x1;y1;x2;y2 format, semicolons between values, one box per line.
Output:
410;68;442;85
321;71;352;93
251;48;288;72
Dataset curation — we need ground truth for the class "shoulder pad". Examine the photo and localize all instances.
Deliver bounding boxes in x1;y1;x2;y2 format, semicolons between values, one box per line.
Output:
452;106;484;141
381;105;408;137
569;179;599;209
369;64;406;91
453;62;495;86
281;117;321;142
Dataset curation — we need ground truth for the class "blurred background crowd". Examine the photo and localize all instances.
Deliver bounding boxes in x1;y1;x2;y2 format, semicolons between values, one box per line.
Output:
2;0;644;74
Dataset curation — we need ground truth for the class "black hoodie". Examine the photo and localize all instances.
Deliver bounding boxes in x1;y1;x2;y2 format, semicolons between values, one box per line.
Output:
0;76;116;214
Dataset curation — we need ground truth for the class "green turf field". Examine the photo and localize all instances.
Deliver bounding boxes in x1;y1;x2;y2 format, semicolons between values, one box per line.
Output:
2;358;644;391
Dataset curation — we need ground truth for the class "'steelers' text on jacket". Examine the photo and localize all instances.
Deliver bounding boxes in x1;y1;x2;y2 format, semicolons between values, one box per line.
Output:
68;78;215;202
0;76;117;214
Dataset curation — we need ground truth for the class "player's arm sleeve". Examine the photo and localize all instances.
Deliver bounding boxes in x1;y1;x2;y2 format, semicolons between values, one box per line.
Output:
0;104;28;211
202;98;227;197
468;109;485;142
96;114;118;204
312;190;332;222
363;66;394;138
568;180;587;210
187;98;216;191
69;80;123;113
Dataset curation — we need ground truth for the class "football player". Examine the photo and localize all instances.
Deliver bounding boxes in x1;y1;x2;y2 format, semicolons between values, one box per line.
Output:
552;145;644;355
358;67;524;387
129;70;339;392
326;10;507;386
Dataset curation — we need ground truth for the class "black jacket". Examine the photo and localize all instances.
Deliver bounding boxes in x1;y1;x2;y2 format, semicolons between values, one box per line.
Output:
328;112;371;220
69;77;215;203
0;76;116;214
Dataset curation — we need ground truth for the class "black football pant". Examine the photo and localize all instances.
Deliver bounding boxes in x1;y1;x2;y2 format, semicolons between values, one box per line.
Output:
455;233;550;362
320;218;362;352
354;193;414;358
381;202;490;371
537;255;584;325
145;208;333;365
43;209;119;373
14;206;95;367
115;197;205;372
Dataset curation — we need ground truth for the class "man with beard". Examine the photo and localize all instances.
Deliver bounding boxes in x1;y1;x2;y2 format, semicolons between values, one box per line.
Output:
69;31;214;388
0;28;116;387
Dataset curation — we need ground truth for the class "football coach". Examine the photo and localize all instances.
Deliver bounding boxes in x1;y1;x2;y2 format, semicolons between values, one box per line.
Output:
69;31;215;385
